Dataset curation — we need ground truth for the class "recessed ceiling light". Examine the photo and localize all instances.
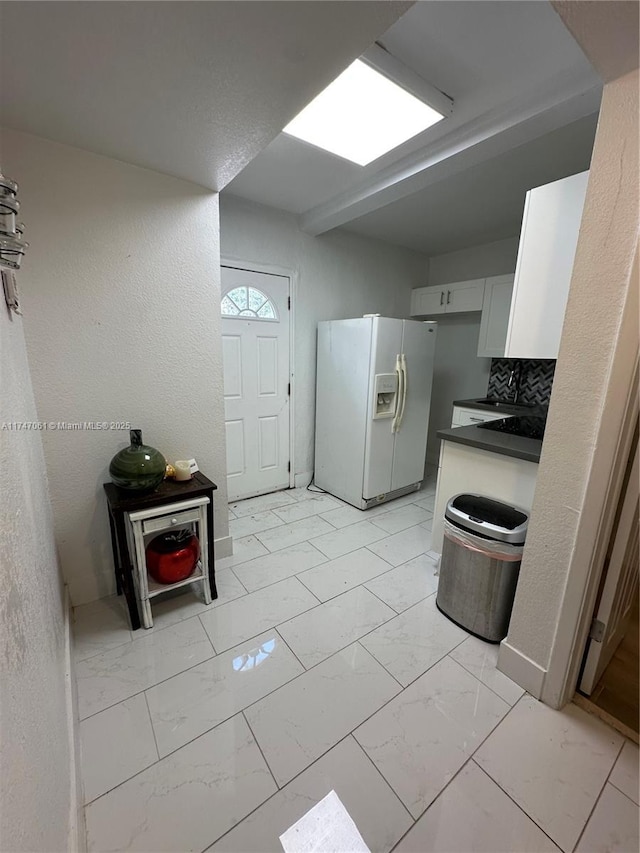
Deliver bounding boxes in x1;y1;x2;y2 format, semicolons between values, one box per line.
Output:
283;57;447;166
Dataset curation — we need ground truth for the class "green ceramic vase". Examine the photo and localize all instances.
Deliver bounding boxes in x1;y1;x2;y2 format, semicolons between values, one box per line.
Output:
109;429;166;491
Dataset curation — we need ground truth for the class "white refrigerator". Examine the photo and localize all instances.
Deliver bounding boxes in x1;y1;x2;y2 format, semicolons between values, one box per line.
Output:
315;316;437;509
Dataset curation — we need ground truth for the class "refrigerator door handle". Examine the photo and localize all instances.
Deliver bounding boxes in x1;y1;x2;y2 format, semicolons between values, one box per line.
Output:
391;354;403;433
396;353;408;431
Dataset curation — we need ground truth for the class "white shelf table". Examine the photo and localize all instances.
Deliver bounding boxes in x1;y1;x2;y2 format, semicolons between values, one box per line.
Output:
126;496;211;628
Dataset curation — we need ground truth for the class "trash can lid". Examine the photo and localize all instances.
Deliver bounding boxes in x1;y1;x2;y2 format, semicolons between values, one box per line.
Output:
445;494;529;544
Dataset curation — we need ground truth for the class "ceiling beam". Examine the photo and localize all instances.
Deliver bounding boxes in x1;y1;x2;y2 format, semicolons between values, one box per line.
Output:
300;70;601;236
361;43;454;118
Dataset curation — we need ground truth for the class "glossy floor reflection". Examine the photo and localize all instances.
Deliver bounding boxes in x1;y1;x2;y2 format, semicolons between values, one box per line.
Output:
74;476;639;852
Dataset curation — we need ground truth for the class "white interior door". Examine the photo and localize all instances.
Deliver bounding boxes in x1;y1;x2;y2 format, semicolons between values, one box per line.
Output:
580;434;639;694
221;267;290;502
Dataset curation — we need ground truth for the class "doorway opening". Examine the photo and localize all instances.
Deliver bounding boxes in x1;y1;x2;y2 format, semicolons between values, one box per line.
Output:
221;264;294;503
579;599;639;738
575;424;639;741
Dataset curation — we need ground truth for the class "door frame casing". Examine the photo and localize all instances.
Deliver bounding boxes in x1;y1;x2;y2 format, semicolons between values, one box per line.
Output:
579;430;639;694
541;334;639;709
221;257;296;490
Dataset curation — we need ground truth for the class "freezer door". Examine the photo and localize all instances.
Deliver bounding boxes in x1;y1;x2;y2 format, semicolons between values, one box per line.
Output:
315;318;373;506
363;317;404;499
390;320;437;492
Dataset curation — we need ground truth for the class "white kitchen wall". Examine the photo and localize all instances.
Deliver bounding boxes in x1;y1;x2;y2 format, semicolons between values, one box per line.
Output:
427;236;520;285
220;195;429;484
1;307;77;851
425;237;520;463
1;128;228;605
425;315;492;464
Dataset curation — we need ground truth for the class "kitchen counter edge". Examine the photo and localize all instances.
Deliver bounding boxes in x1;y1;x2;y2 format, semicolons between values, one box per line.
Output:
437;424;542;464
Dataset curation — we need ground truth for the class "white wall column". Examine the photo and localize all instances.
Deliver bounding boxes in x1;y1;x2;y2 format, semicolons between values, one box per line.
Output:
499;50;639;705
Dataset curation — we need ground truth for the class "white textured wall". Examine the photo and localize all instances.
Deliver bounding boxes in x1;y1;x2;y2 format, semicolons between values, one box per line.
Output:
425;315;492;464
1;129;228;605
220;195;429;481
425;237;519;463
0;308;74;850
503;68;639;690
427;237;520;286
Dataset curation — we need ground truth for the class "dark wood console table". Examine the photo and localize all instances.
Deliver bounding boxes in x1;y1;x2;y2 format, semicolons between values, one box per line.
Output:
103;472;218;630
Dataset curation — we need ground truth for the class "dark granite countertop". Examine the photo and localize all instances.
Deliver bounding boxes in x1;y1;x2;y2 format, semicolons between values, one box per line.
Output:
437;423;542;464
453;398;549;417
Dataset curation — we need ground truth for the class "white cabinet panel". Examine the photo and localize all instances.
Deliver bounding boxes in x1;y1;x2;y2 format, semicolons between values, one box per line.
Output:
411;287;445;316
410;280;484;318
447;279;485;313
505;171;589;359
477;275;515;358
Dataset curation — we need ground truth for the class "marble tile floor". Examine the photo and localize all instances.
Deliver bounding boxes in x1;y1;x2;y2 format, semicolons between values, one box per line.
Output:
74;479;639;852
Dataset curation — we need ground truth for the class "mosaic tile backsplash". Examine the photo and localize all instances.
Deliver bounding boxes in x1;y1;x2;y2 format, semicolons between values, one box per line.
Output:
487;358;556;407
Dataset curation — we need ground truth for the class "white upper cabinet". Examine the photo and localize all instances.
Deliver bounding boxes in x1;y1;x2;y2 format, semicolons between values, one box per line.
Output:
410;278;484;317
477;274;514;358
447;279;485;312
411;286;448;316
504;171;589;359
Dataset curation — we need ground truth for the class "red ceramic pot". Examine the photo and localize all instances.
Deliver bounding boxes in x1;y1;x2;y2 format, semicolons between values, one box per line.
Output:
146;530;200;585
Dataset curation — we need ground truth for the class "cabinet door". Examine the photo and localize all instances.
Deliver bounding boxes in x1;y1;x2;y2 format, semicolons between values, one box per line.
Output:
444;279;485;313
410;286;445;316
477;275;515;358
505;171;589;359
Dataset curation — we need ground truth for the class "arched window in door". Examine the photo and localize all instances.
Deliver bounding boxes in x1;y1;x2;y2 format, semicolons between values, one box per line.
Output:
221;286;278;321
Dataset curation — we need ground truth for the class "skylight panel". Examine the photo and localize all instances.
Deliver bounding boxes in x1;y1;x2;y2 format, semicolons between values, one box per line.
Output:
283;59;446;166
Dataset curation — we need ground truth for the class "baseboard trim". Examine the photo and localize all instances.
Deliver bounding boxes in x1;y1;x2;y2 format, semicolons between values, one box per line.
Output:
214;535;233;559
294;471;313;489
498;640;546;698
64;587;86;851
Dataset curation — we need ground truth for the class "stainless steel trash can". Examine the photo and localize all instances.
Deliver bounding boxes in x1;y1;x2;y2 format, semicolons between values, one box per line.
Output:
436;494;529;643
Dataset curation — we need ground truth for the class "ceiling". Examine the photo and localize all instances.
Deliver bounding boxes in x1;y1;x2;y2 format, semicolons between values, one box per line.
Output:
344;113;598;254
0;1;604;258
0;1;410;191
225;1;603;256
